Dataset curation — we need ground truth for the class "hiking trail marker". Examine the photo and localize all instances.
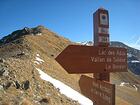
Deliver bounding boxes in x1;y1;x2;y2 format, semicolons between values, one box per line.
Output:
55;8;127;105
55;45;127;73
79;75;115;105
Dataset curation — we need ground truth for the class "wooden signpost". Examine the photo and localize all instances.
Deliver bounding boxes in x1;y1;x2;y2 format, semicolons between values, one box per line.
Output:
79;75;115;105
56;45;127;73
55;8;127;105
92;78;115;105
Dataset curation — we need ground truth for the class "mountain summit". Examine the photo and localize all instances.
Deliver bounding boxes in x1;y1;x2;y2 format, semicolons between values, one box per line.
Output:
0;25;45;44
0;26;140;105
0;26;79;105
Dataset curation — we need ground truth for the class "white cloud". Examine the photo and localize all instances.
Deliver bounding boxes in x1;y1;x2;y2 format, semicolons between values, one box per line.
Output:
132;35;140;50
134;36;140;45
125;35;140;50
124;41;140;50
128;44;140;50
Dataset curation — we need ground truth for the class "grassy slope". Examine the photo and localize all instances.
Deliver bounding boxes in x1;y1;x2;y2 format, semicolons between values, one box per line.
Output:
25;28;140;105
0;27;140;105
0;29;80;105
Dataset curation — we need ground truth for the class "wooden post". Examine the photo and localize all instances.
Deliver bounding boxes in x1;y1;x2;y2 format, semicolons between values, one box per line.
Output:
93;8;110;82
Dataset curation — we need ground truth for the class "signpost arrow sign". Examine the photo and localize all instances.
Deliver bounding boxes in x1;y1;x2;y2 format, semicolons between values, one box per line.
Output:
79;75;115;105
79;75;93;100
55;45;127;73
92;77;115;105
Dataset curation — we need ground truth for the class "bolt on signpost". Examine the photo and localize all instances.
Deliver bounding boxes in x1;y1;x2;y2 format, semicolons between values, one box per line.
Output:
55;8;127;105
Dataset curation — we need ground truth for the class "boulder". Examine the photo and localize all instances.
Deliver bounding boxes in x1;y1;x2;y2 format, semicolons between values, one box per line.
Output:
22;80;30;90
3;82;12;89
0;58;5;63
0;69;5;76
0;67;9;77
15;81;20;89
39;98;49;104
0;85;4;90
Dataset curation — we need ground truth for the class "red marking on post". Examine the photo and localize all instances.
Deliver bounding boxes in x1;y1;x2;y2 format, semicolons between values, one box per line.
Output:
94;8;109;47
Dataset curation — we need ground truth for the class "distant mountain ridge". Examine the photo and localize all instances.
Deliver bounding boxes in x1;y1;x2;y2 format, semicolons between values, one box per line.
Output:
111;41;140;75
110;41;140;58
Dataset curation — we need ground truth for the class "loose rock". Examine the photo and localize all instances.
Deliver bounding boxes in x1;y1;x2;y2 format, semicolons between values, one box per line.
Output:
0;67;9;77
0;69;5;76
15;81;20;89
39;98;49;104
0;58;5;63
0;85;4;90
22;80;30;90
3;82;12;89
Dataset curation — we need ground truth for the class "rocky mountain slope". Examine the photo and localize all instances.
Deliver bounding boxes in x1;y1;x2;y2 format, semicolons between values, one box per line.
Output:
0;25;140;105
0;26;80;105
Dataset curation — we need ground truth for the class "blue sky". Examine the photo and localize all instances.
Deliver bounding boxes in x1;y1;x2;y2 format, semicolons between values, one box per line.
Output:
0;0;140;49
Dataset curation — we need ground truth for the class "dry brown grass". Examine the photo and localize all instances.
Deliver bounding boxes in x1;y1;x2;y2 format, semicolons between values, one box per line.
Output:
21;98;32;105
1;103;11;105
0;27;140;105
116;96;132;105
24;28;140;105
